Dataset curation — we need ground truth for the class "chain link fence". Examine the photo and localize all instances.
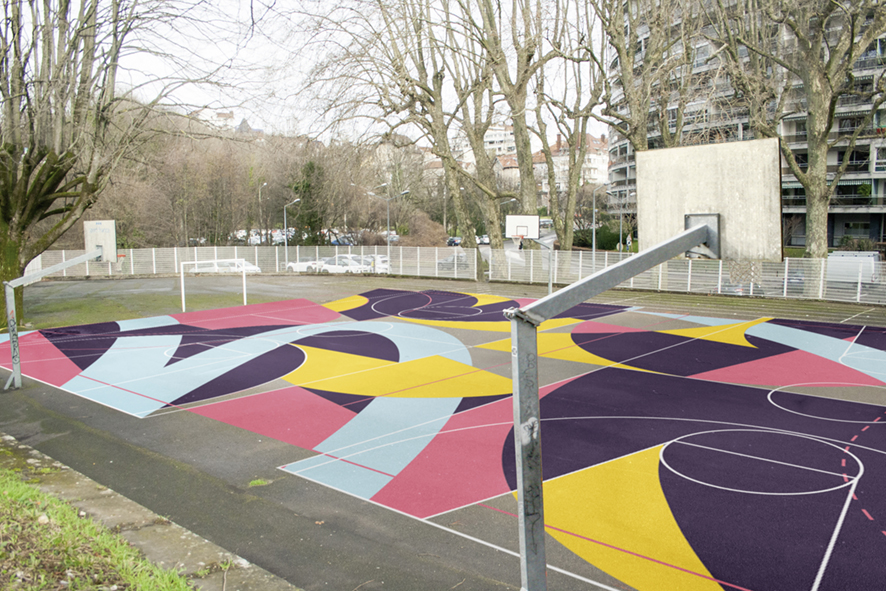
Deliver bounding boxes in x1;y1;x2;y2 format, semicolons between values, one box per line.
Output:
23;246;886;305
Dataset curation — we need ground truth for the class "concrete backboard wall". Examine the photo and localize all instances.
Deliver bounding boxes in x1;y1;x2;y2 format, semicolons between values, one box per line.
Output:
635;137;782;261
84;220;117;262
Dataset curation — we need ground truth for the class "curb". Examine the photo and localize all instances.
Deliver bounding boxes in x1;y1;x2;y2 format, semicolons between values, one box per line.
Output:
0;432;303;591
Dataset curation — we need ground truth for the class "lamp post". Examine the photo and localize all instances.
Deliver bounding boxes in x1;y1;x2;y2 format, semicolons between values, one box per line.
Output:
370;188;408;260
283;198;301;270
258;182;267;245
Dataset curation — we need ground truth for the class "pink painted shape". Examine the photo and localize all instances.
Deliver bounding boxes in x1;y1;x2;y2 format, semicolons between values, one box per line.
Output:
513;298;536;307
0;332;82;387
371;397;514;518
572;320;646;334
692;348;885;387
172;299;339;330
189;386;355;449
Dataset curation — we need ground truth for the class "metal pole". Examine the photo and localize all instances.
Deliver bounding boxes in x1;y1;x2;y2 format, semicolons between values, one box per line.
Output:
4;283;21;390
508;308;547;591
283;198;300;271
258;182;267;246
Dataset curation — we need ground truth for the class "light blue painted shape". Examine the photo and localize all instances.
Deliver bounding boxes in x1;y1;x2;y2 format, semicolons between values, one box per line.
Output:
61;324;312;418
637;311;742;326
282;396;462;499
747;323;886;382
116;316;180;331
281;453;393;499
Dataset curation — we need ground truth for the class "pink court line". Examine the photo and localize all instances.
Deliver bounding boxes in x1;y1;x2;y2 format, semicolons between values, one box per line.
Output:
81;375;188;413
298;452;395;479
876;417;882;422
862;509;874;521
851;435;859;442
842;459;846;467
477;504;755;591
862;426;870;431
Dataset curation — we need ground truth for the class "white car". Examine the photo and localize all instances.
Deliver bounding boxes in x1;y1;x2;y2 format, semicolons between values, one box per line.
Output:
188;260;261;274
286;258;323;273
321;255;371;274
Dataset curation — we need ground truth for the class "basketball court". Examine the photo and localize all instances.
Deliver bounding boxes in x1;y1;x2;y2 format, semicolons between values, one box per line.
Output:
2;286;885;591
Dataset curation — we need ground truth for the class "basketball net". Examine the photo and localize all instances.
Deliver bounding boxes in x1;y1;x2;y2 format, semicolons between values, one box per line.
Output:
511;235;525;249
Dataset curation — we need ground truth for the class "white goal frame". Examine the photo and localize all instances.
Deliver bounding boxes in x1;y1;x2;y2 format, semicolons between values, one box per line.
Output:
179;259;249;312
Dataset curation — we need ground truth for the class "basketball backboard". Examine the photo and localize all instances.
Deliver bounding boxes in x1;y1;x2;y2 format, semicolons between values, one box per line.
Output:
84;220;117;262
635;137;782;262
505;215;540;240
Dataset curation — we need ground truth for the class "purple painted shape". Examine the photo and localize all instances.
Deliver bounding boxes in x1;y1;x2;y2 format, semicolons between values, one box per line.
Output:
337;289;428;321
294;330;399;362
572;330;794;376
305;388;374;413
553;302;627;321
659;462;846;591
454;394;511;414
502;369;886;488
772;390;886;422
854;327;886;352
41;322;121;371
168;344;306;407
662;431;853;495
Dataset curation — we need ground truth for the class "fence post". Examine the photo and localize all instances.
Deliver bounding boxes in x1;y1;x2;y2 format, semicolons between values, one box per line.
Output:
857;262;863;303
717;260;723;294
130;249;134;275
819;259;825;300
529;250;534;284
62;251;67;277
578;251;583;281
687;259;693;292
781;258;791;298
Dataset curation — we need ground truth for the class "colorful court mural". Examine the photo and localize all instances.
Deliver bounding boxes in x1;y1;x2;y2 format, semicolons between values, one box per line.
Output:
2;288;886;591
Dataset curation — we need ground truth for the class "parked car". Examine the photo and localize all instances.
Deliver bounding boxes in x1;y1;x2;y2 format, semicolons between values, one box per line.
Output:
321;255;371;274
361;254;390;273
437;253;469;271
188;260;261;274
476;235;490;245
447;236;462;246
286;257;323;273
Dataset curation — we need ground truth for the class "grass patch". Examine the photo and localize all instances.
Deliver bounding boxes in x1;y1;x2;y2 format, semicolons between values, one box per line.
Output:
0;468;193;590
248;479;270;487
784;247;806;258
22;292;279;330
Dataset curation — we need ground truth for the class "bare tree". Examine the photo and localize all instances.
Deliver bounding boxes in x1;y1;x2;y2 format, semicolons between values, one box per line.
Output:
0;0;239;315
708;0;886;258
533;0;607;250
594;0;702;153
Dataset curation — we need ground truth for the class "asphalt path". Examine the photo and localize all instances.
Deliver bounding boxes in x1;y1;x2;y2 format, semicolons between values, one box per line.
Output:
2;274;885;591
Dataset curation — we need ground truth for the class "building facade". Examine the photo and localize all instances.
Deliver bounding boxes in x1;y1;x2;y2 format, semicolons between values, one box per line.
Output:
607;26;886;250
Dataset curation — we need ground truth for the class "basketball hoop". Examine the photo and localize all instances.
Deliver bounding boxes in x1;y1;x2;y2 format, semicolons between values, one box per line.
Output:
511;235;525;250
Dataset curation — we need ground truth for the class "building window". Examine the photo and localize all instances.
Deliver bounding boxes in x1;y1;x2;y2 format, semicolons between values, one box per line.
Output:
876;147;886;172
844;222;870;237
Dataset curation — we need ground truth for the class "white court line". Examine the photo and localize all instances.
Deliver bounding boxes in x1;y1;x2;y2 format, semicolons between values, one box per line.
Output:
673;440;850;479
840;308;876;324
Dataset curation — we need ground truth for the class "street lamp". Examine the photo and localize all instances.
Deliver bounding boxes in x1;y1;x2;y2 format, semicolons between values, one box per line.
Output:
283;198;301;270
370;188;408;260
258;182;268;245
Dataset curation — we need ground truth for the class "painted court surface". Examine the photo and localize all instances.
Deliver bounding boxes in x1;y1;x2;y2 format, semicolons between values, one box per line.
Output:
2;288;886;591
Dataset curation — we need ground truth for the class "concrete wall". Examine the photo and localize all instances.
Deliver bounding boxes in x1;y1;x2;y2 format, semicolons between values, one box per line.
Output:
636;138;782;261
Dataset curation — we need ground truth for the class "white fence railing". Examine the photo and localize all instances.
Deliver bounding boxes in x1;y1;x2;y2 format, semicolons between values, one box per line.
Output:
24;246;886;306
26;245;479;282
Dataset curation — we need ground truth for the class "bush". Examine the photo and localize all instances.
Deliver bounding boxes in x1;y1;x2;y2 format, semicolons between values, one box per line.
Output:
574;225;620;250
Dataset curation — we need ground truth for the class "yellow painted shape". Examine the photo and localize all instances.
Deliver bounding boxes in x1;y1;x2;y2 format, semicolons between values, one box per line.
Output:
543;446;721;591
324;294;370;312
285;347;512;398
283;345;395;387
478;333;654;373
659;317;772;348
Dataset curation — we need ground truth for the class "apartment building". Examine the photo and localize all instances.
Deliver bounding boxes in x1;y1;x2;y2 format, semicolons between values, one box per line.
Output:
607;26;886;249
